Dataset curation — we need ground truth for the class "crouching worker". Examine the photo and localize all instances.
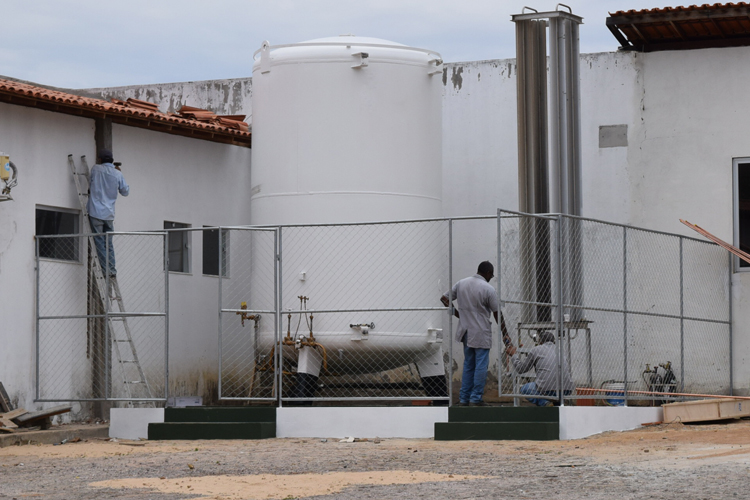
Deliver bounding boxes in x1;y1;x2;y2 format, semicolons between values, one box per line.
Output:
506;331;574;406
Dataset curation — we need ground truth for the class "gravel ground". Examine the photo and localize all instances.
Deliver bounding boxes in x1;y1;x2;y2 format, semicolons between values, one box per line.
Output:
1;420;749;499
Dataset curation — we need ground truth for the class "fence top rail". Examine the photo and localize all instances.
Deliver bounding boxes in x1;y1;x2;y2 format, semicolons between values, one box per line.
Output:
35;231;168;239
163;226;278;233
252;215;498;229
498;209;723;247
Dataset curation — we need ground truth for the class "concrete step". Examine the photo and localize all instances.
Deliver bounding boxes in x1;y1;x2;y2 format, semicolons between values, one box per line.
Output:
148;422;276;440
434;421;558;441
164;407;276;423
448;406;559;423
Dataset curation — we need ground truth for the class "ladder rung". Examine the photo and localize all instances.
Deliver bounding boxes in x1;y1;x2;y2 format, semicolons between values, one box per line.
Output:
114;339;133;343
125;380;145;384
121;360;138;363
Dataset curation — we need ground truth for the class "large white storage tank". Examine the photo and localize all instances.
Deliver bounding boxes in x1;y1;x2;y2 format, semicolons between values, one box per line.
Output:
245;36;446;401
250;35;443;224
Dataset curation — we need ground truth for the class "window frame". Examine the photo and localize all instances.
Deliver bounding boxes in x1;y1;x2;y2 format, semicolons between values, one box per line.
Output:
202;226;229;277
164;221;191;274
35;205;82;263
733;157;750;272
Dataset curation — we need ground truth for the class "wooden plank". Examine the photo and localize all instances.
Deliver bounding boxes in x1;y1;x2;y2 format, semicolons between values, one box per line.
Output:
680;219;750;264
663;398;750;423
719;400;750;419
1;408;28;420
0;418;17;429
13;405;71;425
0;426;14;433
0;382;12;413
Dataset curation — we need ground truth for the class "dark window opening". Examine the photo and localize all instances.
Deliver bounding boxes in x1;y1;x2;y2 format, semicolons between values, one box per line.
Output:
35;208;79;261
738;163;750;268
164;221;190;273
203;227;228;277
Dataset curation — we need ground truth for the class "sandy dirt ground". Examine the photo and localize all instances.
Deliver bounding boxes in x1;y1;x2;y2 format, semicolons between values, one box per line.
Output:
1;419;749;499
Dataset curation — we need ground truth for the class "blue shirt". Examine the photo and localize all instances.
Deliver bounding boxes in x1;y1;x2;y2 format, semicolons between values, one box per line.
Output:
87;162;129;221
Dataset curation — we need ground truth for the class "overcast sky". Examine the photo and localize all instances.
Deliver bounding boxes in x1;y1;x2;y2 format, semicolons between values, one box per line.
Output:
3;0;664;89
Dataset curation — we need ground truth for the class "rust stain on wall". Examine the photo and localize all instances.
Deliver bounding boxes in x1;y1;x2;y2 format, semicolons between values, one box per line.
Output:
451;66;463;91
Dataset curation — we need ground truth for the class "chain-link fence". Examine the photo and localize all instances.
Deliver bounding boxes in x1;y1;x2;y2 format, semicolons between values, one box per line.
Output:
498;209;732;406
36;212;732;406
218;227;277;400
275;221;450;402
36;232;168;402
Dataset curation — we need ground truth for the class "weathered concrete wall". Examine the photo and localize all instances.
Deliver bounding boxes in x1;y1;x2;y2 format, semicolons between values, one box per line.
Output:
81;78;253;119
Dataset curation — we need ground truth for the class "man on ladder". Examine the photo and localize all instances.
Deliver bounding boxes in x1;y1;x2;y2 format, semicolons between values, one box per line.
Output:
87;149;129;279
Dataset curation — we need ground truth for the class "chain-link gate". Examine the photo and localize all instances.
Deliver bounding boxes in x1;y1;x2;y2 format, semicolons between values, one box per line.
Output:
497;209;732;406
218;227;278;400
36;232;168;402
278;221;450;402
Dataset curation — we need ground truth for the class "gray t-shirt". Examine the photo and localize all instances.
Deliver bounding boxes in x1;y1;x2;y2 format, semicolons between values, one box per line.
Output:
511;341;574;392
444;274;498;349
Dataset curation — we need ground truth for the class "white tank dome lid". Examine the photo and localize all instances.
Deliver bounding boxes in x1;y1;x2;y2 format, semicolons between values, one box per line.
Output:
253;35;441;67
298;35;407;47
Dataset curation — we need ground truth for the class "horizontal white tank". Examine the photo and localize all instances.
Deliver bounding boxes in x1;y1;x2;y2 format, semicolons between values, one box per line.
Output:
250;35;443;225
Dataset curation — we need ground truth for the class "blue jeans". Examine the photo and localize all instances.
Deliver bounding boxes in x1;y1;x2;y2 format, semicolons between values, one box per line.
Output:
521;382;572;406
90;217;116;277
460;339;490;403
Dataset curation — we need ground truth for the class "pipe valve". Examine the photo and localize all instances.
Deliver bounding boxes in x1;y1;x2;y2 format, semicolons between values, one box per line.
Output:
350;322;374;334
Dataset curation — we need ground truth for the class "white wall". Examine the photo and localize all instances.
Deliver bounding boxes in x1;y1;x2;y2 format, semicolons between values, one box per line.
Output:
0;103;252;411
112;125;252;398
0;102;95;412
441;48;746;394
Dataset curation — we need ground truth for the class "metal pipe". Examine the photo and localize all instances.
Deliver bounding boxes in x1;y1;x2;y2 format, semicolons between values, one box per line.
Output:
275;227;280;403
729;250;734;396
105;235;111;400
448;218;454;406
278;227;284;407
557;215;565;406
217;228;224;400
35;238;41;400
164;231;170;400
496;212;503;401
548;19;561;214
680;237;685;395
623;226;629;406
574;387;750;400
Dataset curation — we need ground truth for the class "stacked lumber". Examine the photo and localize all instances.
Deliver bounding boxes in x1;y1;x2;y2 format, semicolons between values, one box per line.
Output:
0;384;71;433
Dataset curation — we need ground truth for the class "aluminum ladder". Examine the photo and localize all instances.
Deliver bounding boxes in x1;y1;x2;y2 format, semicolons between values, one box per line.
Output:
68;154;153;403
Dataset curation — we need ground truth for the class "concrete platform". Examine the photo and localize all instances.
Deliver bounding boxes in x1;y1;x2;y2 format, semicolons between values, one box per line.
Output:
0;424;109;448
107;405;665;440
277;407;449;438
559;406;663;439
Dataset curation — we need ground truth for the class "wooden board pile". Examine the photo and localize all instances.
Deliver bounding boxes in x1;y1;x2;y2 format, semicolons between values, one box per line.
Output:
0;382;71;433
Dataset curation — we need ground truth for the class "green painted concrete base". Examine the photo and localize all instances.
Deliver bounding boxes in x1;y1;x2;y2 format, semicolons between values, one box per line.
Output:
149;422;276;440
435;421;558;440
435;406;560;441
149;407;277;440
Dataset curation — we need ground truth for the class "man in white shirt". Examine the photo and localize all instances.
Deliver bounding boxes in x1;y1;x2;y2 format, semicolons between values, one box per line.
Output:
506;331;574;406
441;261;509;406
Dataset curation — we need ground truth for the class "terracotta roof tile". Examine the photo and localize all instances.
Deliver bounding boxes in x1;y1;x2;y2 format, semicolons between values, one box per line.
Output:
607;3;750;52
0;78;251;147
